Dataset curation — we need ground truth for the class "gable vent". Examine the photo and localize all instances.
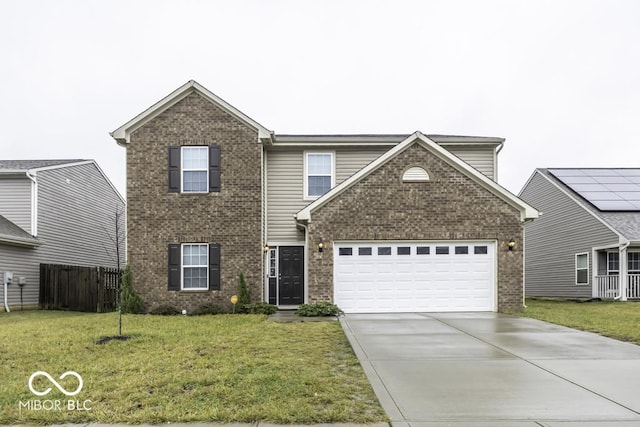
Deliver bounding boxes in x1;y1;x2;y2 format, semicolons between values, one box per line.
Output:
402;167;430;182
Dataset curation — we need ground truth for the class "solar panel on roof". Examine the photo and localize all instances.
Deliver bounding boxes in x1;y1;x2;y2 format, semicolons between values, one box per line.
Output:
548;169;640;212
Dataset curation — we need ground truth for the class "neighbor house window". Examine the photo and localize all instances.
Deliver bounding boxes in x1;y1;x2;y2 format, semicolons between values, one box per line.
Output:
576;253;589;285
182;244;209;289
182;147;209;192
305;152;334;198
629;252;640;274
608;252;620;275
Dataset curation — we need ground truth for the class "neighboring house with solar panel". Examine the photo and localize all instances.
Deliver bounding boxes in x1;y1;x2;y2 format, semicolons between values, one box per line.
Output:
0;160;125;311
519;168;640;300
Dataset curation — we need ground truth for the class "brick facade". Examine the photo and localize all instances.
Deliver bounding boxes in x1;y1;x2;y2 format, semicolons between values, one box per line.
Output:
305;142;525;312
126;92;263;312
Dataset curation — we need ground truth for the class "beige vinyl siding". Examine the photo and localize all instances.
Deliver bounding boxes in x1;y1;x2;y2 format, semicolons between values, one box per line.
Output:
446;146;495;180
266;147;388;242
520;172;619;298
335;147;390;182
266;150;306;242
0;177;32;234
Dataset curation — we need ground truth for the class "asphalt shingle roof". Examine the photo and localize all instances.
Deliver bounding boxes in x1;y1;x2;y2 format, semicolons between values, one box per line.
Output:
0;215;39;246
0;159;86;171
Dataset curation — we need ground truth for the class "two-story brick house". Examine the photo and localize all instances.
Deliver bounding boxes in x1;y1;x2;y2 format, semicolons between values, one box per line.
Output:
111;80;538;313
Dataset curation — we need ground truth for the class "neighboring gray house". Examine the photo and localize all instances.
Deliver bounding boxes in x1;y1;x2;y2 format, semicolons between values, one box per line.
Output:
520;168;640;300
112;80;539;314
0;160;126;311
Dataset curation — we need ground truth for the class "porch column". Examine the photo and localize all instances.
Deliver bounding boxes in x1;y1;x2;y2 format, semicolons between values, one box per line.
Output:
591;248;598;298
620;245;628;301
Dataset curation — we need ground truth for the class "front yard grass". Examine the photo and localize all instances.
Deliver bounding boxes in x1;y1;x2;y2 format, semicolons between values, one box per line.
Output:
0;311;387;425
519;298;640;345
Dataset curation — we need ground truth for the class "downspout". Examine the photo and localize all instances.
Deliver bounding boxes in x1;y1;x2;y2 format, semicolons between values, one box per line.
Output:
298;220;310;305
3;278;9;313
615;240;631;301
26;172;38;236
522;225;527;309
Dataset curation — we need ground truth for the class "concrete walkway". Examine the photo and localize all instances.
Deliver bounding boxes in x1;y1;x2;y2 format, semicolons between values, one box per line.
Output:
341;312;640;426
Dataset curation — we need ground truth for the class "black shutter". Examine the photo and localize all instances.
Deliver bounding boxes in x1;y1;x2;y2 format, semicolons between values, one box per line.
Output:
168;244;181;290
209;145;221;193
209;243;221;290
168;146;181;192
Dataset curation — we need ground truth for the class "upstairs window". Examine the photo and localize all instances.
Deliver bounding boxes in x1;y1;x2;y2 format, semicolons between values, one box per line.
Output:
305;152;334;199
182;147;208;192
168;145;221;193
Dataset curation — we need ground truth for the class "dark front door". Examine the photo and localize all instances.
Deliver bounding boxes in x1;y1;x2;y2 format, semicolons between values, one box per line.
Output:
278;246;304;305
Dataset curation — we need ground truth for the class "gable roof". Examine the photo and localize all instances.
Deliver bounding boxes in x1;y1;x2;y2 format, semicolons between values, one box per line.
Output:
0;159;125;205
110;80;274;145
296;132;539;223
525;168;640;243
0;214;40;247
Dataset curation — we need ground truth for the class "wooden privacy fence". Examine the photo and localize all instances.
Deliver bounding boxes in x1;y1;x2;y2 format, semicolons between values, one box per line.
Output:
40;264;121;312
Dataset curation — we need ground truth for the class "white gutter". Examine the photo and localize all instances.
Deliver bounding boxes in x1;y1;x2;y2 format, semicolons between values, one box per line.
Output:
3;274;9;313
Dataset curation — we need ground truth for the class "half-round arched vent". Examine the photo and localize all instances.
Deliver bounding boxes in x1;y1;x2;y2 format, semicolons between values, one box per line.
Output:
402;167;430;182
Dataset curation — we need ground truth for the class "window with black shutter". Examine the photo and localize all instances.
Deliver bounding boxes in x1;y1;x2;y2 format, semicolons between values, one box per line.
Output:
168;145;221;193
209;243;221;290
168;147;181;192
209;145;221;193
167;243;221;291
168;244;181;290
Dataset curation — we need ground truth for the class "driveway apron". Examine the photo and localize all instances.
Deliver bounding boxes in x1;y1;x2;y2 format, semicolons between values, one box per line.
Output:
341;312;640;427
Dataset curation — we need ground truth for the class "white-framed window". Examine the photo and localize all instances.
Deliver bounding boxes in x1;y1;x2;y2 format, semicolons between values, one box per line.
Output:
608;252;620;276
182;146;209;193
182;243;209;289
575;253;589;285
629;251;640;274
268;248;277;278
304;152;334;199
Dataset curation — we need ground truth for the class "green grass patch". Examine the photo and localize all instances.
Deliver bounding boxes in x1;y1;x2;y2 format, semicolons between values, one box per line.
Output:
0;311;387;425
517;298;640;345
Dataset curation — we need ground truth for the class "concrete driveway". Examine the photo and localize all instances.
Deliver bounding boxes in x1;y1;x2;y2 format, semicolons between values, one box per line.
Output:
341;312;640;427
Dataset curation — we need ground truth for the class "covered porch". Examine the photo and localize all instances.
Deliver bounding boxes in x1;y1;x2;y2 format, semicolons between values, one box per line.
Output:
593;245;640;300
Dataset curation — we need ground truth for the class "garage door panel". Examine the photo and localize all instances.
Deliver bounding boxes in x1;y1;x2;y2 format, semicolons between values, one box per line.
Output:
334;241;495;313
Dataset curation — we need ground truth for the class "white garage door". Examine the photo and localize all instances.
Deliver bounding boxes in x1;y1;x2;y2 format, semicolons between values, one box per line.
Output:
334;241;496;313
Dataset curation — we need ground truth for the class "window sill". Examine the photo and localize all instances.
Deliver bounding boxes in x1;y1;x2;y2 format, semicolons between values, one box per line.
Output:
178;289;212;293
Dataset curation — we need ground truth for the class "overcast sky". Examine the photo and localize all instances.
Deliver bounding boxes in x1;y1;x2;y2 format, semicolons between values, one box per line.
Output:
2;0;639;197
